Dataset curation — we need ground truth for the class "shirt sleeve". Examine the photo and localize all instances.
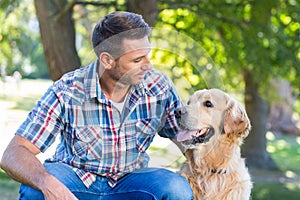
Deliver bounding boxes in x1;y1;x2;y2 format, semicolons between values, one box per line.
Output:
16;86;64;152
158;77;183;139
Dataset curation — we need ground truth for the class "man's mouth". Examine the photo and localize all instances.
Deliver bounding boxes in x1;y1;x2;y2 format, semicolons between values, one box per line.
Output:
177;127;214;145
136;73;146;78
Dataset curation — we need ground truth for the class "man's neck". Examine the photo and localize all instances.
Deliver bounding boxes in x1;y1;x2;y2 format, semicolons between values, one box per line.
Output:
100;76;130;103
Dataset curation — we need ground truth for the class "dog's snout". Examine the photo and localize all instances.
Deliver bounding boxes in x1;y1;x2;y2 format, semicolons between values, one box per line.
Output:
175;107;187;119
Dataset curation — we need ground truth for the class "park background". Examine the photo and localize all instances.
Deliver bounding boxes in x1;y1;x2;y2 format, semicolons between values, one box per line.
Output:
0;0;300;199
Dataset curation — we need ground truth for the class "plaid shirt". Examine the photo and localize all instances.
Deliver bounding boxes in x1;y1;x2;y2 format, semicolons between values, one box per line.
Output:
16;60;182;188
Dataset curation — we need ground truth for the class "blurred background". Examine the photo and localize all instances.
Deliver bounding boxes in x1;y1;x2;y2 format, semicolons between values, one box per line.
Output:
0;0;299;199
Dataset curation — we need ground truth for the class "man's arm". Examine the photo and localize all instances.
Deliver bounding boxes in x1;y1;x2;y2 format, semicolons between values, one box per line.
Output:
0;135;77;200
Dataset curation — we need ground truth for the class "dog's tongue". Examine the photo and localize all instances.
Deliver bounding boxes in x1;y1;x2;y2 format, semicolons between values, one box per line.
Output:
176;130;198;142
177;128;210;142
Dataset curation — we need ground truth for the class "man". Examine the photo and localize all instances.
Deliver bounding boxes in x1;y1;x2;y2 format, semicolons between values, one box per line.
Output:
0;11;193;200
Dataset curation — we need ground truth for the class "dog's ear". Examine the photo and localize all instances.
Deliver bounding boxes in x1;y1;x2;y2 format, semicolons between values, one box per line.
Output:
223;98;251;138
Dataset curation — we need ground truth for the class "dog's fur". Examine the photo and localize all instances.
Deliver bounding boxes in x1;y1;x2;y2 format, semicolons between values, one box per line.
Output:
175;89;252;200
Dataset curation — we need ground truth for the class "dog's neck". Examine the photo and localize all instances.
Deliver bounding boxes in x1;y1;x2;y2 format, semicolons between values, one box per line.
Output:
185;150;227;175
185;135;240;176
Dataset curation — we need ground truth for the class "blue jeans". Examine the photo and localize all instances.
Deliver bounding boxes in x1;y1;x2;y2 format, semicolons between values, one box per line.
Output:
19;162;193;200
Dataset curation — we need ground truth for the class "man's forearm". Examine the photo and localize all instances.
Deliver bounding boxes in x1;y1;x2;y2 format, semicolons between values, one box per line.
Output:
1;144;49;191
1;136;78;200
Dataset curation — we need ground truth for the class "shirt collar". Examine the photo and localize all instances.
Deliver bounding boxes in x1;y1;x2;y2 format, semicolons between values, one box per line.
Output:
83;60;105;102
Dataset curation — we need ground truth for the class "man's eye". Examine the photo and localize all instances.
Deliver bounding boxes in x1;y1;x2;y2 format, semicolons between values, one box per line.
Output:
134;58;142;63
203;100;213;108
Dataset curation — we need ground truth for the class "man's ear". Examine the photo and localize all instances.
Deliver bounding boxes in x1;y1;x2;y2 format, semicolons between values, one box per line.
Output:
99;52;115;69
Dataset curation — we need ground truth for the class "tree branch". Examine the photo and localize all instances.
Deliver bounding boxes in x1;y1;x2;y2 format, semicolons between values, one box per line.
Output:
159;3;250;28
73;0;117;7
55;0;117;22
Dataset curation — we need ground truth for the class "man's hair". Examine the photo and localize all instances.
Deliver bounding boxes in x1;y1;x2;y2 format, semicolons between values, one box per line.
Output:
92;11;151;58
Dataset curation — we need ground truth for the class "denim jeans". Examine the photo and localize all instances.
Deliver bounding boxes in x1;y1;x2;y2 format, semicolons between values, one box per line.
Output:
19;162;193;200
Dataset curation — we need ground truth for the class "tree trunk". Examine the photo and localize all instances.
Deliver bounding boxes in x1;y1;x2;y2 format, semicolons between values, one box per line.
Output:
268;79;300;135
34;0;81;81
126;0;158;27
242;70;278;170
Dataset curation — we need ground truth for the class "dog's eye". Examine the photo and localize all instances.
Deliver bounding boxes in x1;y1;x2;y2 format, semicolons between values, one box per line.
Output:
204;100;214;108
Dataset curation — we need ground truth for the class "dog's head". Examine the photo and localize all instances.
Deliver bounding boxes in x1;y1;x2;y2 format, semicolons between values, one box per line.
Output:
175;89;251;150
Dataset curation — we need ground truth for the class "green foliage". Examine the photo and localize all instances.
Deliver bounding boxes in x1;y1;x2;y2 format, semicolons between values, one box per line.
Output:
153;9;225;99
0;0;48;78
0;0;19;16
156;0;300;102
150;26;224;102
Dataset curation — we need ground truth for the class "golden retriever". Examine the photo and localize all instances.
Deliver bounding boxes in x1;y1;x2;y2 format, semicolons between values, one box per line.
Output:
175;88;252;200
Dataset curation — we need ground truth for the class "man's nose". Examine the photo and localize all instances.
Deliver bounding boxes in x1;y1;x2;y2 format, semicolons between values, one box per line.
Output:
141;56;152;71
141;63;153;71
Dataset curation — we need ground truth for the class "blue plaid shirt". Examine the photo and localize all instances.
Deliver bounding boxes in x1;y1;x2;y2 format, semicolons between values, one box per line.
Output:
16;60;182;188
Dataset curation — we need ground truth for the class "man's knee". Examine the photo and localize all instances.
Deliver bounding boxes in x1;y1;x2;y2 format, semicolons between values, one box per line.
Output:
156;169;194;200
19;184;44;200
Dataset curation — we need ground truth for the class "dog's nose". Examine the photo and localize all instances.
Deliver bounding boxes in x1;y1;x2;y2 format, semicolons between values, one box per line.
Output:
175;107;186;119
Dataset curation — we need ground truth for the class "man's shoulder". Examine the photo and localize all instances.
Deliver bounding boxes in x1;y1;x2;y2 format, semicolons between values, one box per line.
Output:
59;66;91;86
55;60;97;87
51;62;97;103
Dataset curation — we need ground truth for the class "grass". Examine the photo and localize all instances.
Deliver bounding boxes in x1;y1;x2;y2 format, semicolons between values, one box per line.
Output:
266;132;300;172
251;132;300;200
0;94;41;111
0;79;51;199
252;181;300;200
0;169;20;200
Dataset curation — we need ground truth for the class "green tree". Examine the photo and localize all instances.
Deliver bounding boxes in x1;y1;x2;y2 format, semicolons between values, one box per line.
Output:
156;0;300;169
0;0;48;79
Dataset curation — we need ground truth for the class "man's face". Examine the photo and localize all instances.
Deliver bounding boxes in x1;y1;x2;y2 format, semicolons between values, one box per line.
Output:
110;36;152;85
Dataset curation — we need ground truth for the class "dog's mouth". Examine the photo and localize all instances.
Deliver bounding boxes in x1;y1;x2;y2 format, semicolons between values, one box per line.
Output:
177;127;215;145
